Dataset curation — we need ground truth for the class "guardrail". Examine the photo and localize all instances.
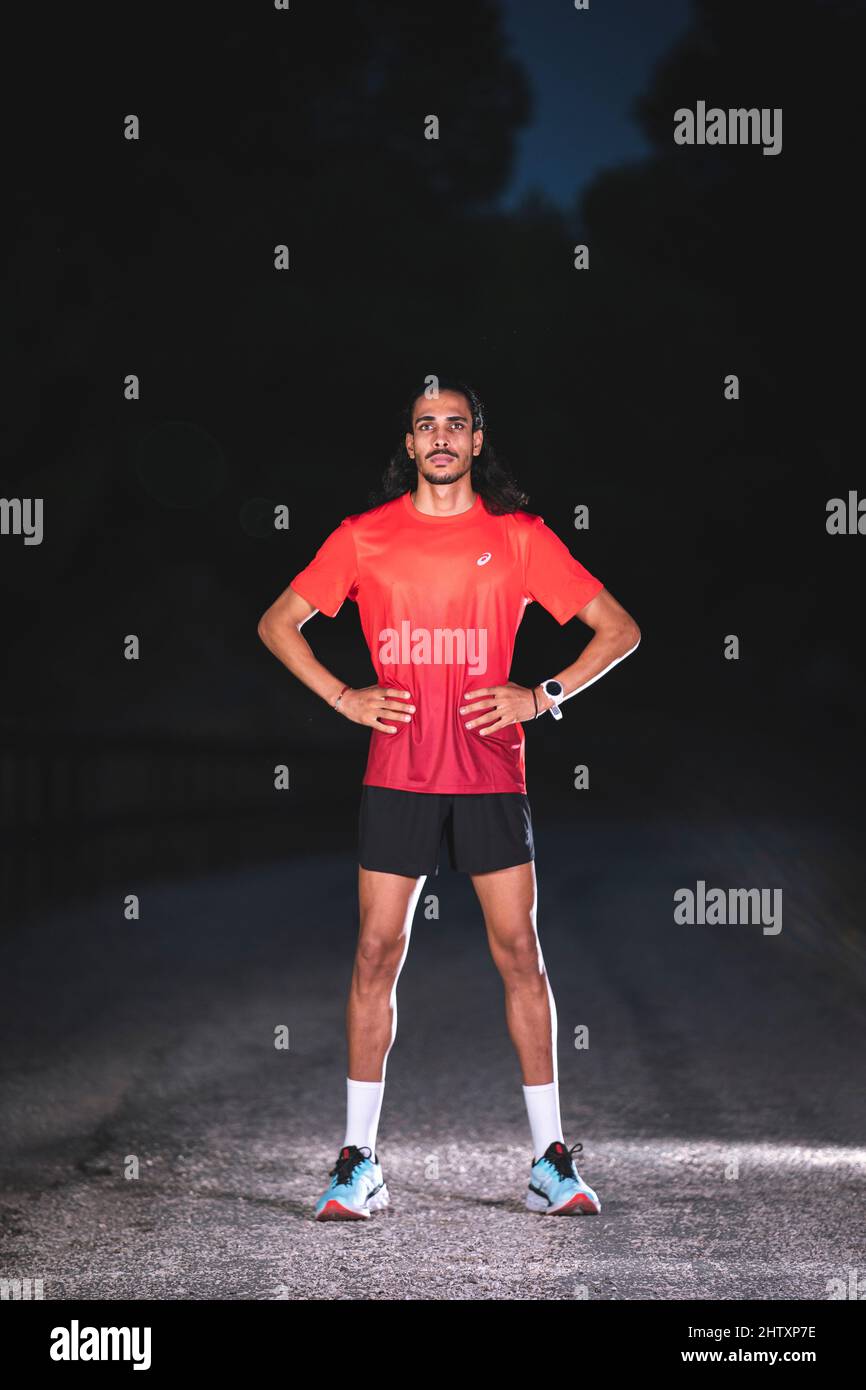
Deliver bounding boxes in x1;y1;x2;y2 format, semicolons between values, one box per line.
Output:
0;733;358;923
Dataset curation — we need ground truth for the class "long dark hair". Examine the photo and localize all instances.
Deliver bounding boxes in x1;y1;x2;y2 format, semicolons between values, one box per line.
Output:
366;378;530;515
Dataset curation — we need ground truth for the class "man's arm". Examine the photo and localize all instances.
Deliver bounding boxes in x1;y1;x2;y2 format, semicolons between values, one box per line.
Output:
534;588;640;713
257;583;416;732
257;583;348;709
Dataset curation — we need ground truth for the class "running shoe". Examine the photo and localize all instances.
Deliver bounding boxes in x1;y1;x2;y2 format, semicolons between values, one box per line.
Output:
525;1140;601;1215
314;1144;390;1221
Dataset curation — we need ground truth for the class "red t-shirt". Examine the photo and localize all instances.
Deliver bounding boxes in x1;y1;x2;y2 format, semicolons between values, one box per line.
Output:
289;490;603;794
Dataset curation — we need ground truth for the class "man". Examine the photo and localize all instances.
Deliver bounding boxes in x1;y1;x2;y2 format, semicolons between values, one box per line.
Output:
257;378;640;1220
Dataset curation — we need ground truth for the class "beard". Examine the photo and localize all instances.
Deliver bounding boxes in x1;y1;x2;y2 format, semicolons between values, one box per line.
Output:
419;460;471;487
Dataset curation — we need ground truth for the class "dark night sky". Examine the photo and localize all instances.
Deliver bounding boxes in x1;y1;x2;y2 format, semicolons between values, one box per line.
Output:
499;0;692;209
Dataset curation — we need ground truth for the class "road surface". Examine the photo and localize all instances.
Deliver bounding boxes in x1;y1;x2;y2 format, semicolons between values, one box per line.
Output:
1;816;864;1300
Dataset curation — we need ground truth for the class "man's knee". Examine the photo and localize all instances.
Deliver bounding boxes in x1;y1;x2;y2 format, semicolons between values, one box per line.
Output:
354;929;404;987
495;931;545;986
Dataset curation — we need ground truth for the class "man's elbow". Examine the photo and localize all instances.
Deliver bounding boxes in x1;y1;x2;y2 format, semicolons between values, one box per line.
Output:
257;610;275;644
621;621;641;655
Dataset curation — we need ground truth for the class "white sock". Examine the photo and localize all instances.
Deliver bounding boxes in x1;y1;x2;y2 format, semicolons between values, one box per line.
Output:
523;1081;564;1160
343;1077;385;1159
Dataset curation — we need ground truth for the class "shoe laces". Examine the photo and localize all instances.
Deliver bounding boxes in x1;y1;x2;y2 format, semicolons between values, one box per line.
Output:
330;1144;372;1185
542;1140;583;1179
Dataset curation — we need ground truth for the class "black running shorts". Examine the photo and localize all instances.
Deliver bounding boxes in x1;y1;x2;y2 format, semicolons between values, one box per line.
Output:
358;785;535;877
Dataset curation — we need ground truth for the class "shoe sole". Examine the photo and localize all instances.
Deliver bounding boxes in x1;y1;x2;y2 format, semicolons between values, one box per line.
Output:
315;1183;390;1221
526;1188;600;1215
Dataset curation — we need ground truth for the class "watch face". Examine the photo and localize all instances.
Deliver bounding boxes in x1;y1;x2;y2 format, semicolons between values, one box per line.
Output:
545;680;563;698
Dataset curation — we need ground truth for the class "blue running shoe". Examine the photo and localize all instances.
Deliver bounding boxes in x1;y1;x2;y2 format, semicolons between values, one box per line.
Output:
314;1144;390;1221
526;1140;601;1215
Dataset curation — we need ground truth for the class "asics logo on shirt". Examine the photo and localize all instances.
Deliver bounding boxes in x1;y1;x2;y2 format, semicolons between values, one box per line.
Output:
476;552;492;566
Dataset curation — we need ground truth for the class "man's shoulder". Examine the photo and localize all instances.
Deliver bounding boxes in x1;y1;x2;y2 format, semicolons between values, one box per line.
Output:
495;506;545;537
504;507;543;528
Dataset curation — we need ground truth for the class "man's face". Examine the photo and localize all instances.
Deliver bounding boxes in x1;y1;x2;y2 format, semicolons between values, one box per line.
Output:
405;389;483;486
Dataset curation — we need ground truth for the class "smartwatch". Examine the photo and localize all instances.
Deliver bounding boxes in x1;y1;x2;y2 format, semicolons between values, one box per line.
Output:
540;678;565;721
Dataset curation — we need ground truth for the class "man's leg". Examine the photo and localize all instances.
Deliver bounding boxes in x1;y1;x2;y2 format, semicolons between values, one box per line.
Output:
313;864;429;1220
469;857;602;1215
341;867;426;1153
470;860;564;1156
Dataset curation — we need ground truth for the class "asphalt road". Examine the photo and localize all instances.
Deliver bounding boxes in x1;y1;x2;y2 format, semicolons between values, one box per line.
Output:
1;815;864;1301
